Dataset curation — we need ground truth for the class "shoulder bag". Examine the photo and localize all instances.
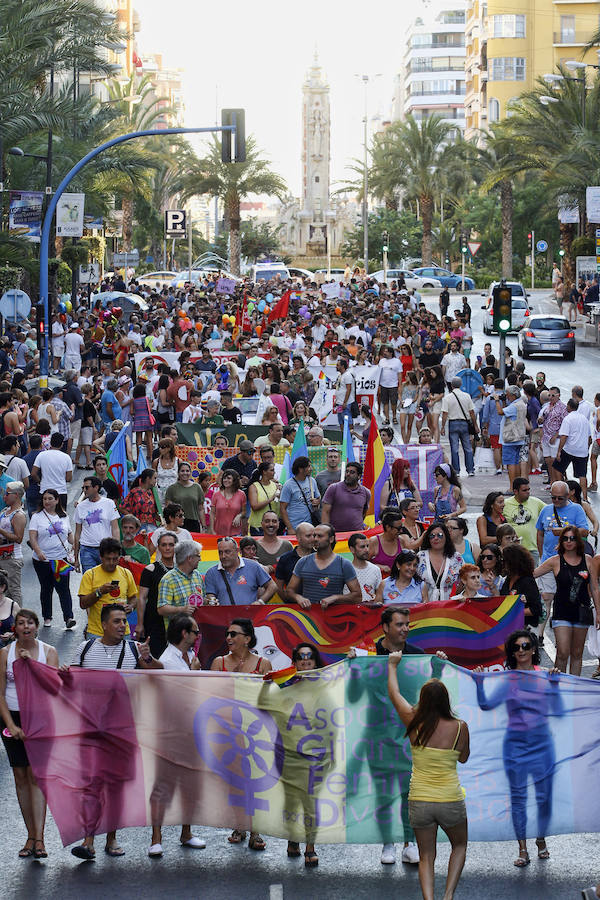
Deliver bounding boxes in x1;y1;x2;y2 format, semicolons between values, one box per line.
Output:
451;389;478;440
293;477;321;526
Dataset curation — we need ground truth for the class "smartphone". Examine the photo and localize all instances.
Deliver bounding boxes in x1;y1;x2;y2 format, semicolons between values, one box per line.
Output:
111;580;119;586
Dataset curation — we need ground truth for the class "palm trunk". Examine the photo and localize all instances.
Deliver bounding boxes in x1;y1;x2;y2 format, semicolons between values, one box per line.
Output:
122;191;133;251
420;194;433;265
500;179;513;279
226;191;241;276
560;222;575;291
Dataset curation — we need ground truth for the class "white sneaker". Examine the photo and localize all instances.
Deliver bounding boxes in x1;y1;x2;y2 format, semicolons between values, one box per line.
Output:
181;836;206;849
401;842;420;864
380;843;396;864
148;843;163;857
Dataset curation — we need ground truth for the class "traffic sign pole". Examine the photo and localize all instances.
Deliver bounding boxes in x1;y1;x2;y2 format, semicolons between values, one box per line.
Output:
531;229;535;291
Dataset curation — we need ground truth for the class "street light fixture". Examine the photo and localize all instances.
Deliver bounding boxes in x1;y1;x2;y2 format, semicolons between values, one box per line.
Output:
543;73;564;85
354;73;382;273
8;146;52;194
539;95;560;106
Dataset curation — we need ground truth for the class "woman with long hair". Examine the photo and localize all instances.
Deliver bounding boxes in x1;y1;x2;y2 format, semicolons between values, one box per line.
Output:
248;462;280;536
374;550;425;606
381;457;422;510
534;526;600;675
211;618;271;852
477;491;506;548
28;490;76;629
388;657;470;900
262;362;281;390
567;479;598;554
155;373;174;426
476;630;562;868
241;366;261;398
152;437;179;505
209;469;246;536
417;523;463;603
398;497;426;551
424;366;445;441
446;517;479;565
501;543;543;632
0;609;58;859
477;544;504;596
164;462;204;533
369;510;404;576
428;464;466;521
400;370;420;444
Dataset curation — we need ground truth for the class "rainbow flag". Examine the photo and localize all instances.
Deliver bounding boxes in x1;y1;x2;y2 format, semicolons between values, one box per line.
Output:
362;413;390;521
263;665;301;688
289;415;307;464
50;559;74;581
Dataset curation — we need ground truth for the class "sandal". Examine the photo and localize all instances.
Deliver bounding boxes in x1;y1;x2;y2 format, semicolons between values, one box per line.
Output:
287;841;301;858
248;832;266;851
304;848;319;867
536;838;550;859
104;844;125;857
33;839;48;859
18;838;35;858
228;830;247;844
514;850;530;867
71;844;95;860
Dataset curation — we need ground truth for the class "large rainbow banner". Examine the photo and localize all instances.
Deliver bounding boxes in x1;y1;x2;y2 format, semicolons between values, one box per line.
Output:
193;597;525;671
15;658;600;847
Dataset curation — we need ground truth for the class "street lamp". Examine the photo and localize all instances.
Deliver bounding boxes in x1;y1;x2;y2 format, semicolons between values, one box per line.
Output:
542;71;586;125
355;73;381;273
539;95;560;106
8;146;52;195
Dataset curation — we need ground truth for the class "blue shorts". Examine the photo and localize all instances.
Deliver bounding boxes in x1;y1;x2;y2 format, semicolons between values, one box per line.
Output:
552;619;589;630
502;443;522;465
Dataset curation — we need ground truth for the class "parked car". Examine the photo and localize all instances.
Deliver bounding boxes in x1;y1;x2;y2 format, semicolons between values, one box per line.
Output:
250;262;290;282
371;268;443;290
314;268;346;282
136;270;178;288
517;315;575;360
412;266;475;291
288;266;315;281
171;268;240;289
482;281;531;334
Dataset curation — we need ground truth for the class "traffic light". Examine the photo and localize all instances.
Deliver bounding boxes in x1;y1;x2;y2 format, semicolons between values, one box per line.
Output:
35;304;45;351
492;283;512;332
527;232;532;241
559;233;566;257
221;109;246;163
382;230;389;252
559;248;565;257
460;231;468;254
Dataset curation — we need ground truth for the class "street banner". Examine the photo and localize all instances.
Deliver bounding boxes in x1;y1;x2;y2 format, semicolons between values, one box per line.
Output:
16;653;599;847
193;597;524;671
322;282;341;299
174;423;341;448
56;192;85;237
134;350;271;376
586;187;600;223
216;277;237;295
308;365;380;426
8;190;44;242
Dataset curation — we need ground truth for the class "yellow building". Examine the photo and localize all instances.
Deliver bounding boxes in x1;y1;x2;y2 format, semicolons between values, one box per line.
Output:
465;0;600;139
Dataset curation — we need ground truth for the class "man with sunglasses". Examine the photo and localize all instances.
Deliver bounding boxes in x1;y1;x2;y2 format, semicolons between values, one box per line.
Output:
503;478;545;565
536;480;588;641
73;476;120;573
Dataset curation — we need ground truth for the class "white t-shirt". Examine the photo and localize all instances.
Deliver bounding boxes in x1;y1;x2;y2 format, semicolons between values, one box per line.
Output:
35;448;74;492
559;411;591;457
51;322;65;348
378;357;403;388
344;561;382;604
5;456;29;483
334;370;355;406
128;331;143;348
64;332;84;356
73;497;119;546
29;511;73;561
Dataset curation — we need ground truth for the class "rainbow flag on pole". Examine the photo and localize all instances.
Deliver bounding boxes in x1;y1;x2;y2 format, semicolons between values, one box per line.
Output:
362;413;390;521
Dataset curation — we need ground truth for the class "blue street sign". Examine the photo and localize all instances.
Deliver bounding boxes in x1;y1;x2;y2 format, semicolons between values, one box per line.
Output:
0;289;32;322
536;239;548;252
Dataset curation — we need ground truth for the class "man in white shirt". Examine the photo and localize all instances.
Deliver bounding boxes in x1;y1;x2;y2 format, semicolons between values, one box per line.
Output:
572;386;592;426
127;324;143;349
64;324;85;371
555;398;592;500
334;358;355;427
378;345;403;425
440;341;467;386
31;432;73;508
346;533;382;603
441;377;480;476
73;475;120;572
311;316;327;347
1;439;29;489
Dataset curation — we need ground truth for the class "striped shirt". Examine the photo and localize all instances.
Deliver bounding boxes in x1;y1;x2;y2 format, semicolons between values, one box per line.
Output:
72;638;139;669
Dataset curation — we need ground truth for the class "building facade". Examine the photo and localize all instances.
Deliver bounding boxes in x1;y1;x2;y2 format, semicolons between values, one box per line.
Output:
393;4;467;134
465;0;600;139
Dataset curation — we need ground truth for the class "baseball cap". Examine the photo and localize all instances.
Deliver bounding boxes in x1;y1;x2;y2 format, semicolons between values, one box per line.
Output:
239;440;254;452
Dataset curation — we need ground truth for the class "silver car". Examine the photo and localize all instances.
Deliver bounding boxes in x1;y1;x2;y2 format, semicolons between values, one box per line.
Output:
517;314;576;360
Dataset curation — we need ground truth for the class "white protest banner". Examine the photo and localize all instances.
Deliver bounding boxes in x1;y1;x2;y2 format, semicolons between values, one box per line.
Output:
216;277;237;295
134;349;271;376
321;282;341;300
56;192;85;237
308;365;380;425
586;187;600;223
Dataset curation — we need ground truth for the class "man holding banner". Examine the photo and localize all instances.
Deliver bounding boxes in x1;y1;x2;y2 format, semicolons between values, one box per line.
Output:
287;524;361;609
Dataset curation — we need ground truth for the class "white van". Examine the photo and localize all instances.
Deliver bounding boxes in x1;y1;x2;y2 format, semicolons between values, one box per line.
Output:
250;262;290;283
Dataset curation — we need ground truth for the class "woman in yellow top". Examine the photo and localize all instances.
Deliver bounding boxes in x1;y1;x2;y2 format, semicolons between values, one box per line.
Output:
247;462;280;536
387;652;470;900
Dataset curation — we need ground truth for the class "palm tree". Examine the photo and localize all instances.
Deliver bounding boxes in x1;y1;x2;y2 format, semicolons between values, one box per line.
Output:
179;136;286;275
368;116;454;265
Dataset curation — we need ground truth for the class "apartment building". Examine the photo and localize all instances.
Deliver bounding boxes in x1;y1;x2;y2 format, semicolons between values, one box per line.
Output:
465;0;600;139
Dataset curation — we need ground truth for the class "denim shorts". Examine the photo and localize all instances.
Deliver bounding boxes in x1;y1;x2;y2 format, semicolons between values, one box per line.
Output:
408;799;467;830
552;619;589;630
502;443;522;465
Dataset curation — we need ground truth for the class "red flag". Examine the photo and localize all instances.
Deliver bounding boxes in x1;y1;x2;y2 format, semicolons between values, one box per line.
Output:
241;295;252;333
267;290;290;323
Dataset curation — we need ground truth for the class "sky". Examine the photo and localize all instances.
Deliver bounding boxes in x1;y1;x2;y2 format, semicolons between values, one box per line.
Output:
134;0;424;199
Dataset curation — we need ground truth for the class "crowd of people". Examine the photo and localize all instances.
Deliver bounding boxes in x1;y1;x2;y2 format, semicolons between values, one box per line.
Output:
0;266;598;898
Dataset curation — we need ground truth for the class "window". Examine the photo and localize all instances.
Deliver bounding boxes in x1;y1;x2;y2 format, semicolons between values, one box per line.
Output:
489;98;500;121
560;15;575;43
492;15;526;38
315;176;320;183
412;33;432;47
489;58;526;81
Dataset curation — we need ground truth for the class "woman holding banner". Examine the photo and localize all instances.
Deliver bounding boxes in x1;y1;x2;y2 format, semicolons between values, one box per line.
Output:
387;652;470;900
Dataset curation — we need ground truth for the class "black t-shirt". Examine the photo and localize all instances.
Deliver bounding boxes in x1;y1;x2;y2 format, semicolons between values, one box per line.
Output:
375;638;425;656
420;351;442;369
480;366;499;381
140;561;172;634
500;574;543;626
222;406;242;425
101;477;120;502
82;398;96;427
275;548;300;587
195;359;217;373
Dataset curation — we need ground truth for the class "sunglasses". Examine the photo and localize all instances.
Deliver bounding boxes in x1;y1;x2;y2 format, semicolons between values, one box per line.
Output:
189;628;200;636
514;642;532;651
430;532;445;539
562;535;576;542
225;630;244;638
480;553;496;560
297;651;314;660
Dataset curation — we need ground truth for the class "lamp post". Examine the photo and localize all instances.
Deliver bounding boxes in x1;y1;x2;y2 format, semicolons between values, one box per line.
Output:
38;123;238;386
355;74;381;274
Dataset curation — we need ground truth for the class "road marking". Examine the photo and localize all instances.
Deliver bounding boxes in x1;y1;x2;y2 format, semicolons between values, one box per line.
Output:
269;885;283;900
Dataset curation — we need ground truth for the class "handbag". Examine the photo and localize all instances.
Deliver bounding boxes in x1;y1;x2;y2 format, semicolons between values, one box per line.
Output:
293;477;321;526
349;372;360;418
451;389;478;440
145;398;156;427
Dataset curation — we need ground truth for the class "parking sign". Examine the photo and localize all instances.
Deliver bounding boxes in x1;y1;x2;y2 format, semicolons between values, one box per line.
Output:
165;209;186;237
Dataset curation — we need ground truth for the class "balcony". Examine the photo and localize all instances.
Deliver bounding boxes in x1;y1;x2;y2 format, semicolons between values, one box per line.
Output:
410;88;466;96
408;58;466;73
553;30;595;45
410;39;466;49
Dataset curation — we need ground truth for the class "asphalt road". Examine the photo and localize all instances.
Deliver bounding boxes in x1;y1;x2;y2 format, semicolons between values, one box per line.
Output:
2;289;600;898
